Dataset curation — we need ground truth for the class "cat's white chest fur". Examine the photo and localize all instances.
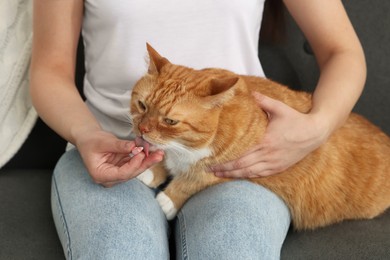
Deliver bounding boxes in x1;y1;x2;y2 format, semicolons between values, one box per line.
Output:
138;141;212;220
164;141;212;175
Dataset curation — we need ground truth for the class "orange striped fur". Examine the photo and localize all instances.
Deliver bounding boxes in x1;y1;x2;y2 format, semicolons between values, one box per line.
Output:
130;44;390;230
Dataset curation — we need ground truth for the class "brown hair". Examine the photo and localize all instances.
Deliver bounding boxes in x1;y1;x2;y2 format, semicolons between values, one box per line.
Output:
260;0;286;43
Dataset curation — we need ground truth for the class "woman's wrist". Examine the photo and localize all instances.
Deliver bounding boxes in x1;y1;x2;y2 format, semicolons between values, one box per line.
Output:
70;123;102;147
307;108;339;144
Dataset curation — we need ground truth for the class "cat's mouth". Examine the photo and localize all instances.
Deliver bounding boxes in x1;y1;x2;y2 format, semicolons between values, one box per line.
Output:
135;136;159;157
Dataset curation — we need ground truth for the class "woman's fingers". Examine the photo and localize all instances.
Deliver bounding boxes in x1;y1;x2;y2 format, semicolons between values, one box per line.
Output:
211;146;276;178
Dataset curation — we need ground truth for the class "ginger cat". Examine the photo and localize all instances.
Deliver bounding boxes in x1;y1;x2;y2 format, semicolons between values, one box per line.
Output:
130;44;390;230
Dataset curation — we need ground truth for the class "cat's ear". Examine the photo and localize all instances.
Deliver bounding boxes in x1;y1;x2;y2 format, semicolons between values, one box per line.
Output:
202;77;240;108
146;43;170;75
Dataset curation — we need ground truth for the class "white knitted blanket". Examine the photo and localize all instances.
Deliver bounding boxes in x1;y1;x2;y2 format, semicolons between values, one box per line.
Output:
0;0;37;168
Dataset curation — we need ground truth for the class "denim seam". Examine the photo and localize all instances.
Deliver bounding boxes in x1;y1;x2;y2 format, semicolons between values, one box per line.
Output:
177;211;188;260
53;174;73;260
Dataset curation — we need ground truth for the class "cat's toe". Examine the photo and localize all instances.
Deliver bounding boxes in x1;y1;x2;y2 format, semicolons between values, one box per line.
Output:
137;169;154;187
156;192;177;220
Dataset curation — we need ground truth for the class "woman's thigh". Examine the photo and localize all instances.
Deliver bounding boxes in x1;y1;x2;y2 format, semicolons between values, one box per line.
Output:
175;180;291;260
51;149;169;260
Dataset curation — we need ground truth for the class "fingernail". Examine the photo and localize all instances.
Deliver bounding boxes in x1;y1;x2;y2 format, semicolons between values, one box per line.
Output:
129;146;144;157
214;172;223;177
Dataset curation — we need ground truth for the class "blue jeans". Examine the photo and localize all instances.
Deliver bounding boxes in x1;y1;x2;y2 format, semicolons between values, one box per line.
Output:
52;149;290;260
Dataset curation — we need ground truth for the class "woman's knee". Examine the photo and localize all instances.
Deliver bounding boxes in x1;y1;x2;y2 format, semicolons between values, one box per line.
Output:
175;180;291;260
52;149;170;259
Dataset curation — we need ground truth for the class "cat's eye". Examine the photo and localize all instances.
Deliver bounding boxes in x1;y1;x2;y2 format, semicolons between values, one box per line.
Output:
164;118;179;126
138;100;147;111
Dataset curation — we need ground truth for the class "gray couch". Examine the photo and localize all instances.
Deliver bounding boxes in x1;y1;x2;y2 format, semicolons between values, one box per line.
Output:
1;1;389;259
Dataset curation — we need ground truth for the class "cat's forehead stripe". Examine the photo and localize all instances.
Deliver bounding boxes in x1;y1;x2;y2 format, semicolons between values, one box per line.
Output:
181;121;214;134
167;66;187;79
157;80;186;99
164;66;211;92
145;65;218;114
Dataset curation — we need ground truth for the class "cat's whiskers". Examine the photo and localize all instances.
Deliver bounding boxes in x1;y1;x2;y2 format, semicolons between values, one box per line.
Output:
124;113;134;127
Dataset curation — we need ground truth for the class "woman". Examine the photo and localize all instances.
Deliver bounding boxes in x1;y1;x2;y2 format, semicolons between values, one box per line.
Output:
30;0;366;259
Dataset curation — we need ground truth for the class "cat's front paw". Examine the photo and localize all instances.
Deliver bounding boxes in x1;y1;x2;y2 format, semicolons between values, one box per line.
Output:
137;169;154;187
156;192;177;220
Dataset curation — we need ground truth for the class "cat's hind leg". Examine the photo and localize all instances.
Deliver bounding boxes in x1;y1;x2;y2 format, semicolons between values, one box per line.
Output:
157;172;227;220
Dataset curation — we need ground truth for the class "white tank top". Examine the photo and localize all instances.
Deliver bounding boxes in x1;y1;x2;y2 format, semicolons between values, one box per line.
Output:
82;0;266;139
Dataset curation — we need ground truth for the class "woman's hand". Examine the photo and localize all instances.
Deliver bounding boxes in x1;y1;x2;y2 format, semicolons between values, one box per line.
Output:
212;93;330;178
76;129;164;187
211;0;366;179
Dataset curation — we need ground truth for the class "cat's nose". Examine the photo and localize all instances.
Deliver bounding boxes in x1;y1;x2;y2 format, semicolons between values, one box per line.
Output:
139;124;150;134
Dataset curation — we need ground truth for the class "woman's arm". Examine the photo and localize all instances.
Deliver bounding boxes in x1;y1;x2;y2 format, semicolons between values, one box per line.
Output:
285;0;366;133
212;0;366;178
30;0;96;144
30;0;163;186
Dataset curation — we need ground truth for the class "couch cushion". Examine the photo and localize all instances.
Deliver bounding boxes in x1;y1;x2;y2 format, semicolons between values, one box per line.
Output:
0;169;64;260
3;119;67;170
282;209;390;259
